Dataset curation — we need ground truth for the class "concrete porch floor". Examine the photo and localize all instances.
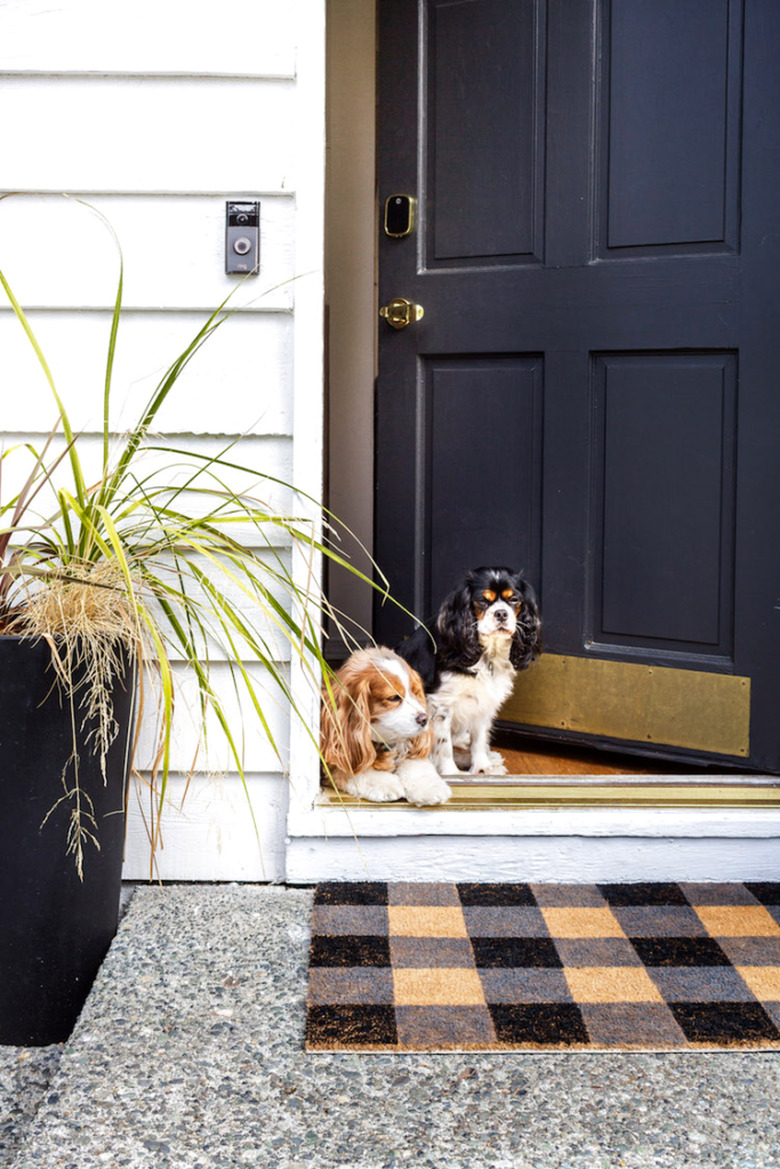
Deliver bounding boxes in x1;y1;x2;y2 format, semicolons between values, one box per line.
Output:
2;883;779;1168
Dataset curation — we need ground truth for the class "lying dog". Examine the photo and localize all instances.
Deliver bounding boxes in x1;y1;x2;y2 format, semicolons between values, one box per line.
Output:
320;646;452;805
397;567;541;776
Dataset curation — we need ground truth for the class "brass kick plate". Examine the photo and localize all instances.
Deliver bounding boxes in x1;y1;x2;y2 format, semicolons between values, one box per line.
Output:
501;654;751;758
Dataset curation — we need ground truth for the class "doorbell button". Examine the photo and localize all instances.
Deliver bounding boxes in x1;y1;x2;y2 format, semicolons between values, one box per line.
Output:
225;201;260;275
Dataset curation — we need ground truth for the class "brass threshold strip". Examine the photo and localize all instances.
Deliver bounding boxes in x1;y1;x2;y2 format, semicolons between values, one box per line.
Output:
319;782;780;811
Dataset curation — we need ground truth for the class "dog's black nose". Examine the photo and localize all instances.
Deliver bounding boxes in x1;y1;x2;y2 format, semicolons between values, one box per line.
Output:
416;712;428;728
495;608;507;623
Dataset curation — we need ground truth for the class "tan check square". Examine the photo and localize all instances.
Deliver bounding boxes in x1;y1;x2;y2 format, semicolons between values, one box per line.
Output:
393;967;487;1007
737;966;780;1000
388;906;468;938
695;906;780;938
565;966;664;1004
542;907;625;939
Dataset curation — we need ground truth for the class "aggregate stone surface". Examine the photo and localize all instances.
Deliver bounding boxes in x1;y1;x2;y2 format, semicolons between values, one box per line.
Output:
3;883;780;1168
0;1046;62;1165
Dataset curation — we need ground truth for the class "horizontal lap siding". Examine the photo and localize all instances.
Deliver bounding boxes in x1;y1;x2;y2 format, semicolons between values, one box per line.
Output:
0;196;295;310
0;78;297;192
126;774;289;882
0;0;297;76
1;316;293;433
0;0;325;880
134;662;292;773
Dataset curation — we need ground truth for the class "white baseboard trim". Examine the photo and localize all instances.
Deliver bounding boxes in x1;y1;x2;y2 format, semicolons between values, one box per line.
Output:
285;833;780;884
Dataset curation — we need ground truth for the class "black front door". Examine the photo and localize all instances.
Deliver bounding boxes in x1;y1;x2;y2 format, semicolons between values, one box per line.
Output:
374;0;780;772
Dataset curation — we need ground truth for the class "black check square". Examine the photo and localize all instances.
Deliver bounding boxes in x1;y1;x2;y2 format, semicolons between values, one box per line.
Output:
745;883;780;906
489;1003;589;1046
471;936;562;969
306;1004;397;1048
670;1002;780;1045
629;936;732;968
314;882;389;906
457;883;537;906
599;882;688;906
309;934;391;968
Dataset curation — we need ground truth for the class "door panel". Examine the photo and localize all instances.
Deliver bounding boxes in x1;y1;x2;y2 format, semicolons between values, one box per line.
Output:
426;356;543;609
604;0;739;252
374;0;780;772
428;0;544;263
593;352;737;655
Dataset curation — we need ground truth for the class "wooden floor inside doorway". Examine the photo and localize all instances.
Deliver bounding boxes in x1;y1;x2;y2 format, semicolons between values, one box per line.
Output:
492;736;713;778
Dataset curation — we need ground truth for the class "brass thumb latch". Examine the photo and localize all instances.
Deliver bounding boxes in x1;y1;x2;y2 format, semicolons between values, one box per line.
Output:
379;297;425;330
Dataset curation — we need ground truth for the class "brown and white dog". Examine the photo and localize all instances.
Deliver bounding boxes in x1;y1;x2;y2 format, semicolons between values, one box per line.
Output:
320;646;452;805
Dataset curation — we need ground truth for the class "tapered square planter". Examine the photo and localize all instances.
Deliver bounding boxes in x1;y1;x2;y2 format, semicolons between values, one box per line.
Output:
0;636;135;1045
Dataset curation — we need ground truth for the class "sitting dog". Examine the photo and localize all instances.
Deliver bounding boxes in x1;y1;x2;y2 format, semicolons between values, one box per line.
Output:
320;646;452;805
396;567;541;776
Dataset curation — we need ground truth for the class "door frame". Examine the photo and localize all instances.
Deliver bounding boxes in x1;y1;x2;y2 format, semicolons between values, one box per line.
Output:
284;0;780;883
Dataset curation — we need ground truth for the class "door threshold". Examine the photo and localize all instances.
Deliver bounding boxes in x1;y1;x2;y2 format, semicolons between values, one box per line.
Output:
317;780;780;811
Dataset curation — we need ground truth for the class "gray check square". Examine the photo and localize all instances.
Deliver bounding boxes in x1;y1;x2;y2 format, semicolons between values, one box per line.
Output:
710;936;780;966
681;883;761;907
310;905;390;936
308;967;394;1005
612;906;709;938
479;968;573;1004
389;936;476;968
554;937;644;968
463;906;550;938
530;884;608;908
581;1003;687;1048
762;1001;780;1029
395;1005;496;1049
388;882;462;906
648;966;756;1003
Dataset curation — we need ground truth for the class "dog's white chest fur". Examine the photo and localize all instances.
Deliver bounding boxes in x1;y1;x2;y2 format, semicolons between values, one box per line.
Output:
428;636;515;775
435;656;514;729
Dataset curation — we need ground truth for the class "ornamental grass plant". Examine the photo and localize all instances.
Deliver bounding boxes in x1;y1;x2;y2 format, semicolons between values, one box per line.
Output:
0;196;378;876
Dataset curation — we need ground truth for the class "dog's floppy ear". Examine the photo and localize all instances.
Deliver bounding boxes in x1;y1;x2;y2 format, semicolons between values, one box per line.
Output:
405;666;434;760
320;667;376;777
510;577;542;671
435;576;481;670
407;723;434;760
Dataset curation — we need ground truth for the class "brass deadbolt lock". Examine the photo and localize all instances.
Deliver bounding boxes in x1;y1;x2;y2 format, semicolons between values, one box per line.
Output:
379;297;425;330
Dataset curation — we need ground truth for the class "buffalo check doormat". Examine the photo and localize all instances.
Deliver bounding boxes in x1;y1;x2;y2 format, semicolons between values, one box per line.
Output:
305;882;780;1052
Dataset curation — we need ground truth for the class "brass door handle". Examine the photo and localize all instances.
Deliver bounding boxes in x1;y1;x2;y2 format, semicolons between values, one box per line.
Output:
379;297;425;329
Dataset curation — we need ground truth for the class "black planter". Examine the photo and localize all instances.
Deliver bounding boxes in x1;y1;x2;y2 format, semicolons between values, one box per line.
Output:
0;636;135;1045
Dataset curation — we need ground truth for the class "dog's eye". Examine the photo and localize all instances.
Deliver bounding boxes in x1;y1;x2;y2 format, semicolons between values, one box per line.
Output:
388;694;403;704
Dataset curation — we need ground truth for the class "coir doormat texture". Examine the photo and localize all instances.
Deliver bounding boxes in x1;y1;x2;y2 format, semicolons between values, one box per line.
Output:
305;881;780;1052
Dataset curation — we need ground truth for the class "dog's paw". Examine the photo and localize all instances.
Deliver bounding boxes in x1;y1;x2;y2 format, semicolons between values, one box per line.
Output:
471;752;508;777
396;759;453;806
404;775;453;806
346;771;405;802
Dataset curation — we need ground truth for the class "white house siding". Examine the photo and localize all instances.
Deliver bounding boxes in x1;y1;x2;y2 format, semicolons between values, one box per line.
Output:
0;0;326;880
